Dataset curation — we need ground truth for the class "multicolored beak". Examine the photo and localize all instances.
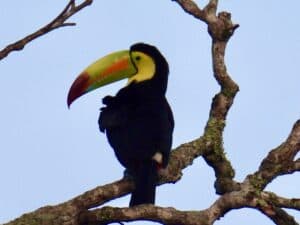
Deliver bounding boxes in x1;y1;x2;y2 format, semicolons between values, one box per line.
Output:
67;50;137;107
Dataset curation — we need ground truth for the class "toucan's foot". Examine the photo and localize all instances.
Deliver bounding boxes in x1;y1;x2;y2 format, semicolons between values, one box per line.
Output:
157;167;168;179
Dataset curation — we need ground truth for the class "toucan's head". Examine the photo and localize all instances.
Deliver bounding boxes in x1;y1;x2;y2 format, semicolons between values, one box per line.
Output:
67;43;169;107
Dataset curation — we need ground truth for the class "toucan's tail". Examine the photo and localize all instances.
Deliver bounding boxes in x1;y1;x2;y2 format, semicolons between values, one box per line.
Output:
129;160;158;206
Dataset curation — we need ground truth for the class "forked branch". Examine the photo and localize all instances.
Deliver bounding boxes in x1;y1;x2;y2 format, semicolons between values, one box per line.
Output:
0;0;93;61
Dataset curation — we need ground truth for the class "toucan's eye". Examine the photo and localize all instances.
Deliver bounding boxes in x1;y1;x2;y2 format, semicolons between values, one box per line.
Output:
135;56;141;61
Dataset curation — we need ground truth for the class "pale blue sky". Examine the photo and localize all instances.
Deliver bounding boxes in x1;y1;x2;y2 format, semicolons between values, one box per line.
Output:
1;1;300;224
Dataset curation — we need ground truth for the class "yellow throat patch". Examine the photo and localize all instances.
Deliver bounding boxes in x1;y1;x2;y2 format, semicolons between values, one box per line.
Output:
127;52;156;85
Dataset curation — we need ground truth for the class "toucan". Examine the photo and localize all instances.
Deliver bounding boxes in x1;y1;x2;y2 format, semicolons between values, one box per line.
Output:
67;43;174;206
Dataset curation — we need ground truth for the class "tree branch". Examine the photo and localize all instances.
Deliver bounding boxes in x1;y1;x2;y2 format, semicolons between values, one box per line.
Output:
174;0;240;195
258;207;299;225
68;137;208;212
262;192;300;211
246;120;300;190
172;0;205;21
4;138;208;225
79;205;207;225
79;191;250;225
205;0;218;12
0;0;93;61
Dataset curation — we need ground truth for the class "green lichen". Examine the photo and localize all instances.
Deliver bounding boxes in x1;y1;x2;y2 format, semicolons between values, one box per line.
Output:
202;117;237;187
222;87;237;98
248;174;266;191
256;198;269;208
9;212;56;225
204;117;226;157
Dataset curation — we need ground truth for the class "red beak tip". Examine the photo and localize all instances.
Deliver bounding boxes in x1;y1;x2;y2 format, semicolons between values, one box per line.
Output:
67;93;78;109
67;94;73;109
67;71;90;109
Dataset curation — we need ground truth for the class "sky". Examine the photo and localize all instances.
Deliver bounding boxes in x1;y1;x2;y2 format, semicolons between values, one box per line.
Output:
1;0;300;224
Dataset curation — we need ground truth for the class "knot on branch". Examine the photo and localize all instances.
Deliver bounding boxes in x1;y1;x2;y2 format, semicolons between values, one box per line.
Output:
208;12;239;42
214;177;241;194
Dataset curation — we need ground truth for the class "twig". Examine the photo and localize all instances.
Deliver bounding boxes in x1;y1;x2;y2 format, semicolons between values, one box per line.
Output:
172;0;205;21
0;0;93;61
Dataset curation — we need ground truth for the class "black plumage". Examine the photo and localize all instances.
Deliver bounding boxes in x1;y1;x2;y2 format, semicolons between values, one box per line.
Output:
98;43;174;206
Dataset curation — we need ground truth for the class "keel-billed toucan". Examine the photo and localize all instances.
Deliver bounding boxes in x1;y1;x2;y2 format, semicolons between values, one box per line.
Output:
67;43;174;206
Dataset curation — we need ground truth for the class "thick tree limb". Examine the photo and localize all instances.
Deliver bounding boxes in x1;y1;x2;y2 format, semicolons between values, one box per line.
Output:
0;0;93;61
79;191;250;225
79;205;207;225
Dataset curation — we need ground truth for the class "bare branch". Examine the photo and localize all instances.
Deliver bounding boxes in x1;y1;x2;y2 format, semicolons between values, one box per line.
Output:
247;120;300;190
237;190;300;225
172;0;206;21
258;207;299;225
79;205;207;225
203;0;218;16
0;0;93;61
293;159;300;171
262;192;300;211
70;179;134;209
79;191;250;225
173;0;240;194
73;138;207;210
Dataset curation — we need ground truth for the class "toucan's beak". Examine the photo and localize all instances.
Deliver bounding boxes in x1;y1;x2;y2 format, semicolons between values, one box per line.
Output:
67;50;137;107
